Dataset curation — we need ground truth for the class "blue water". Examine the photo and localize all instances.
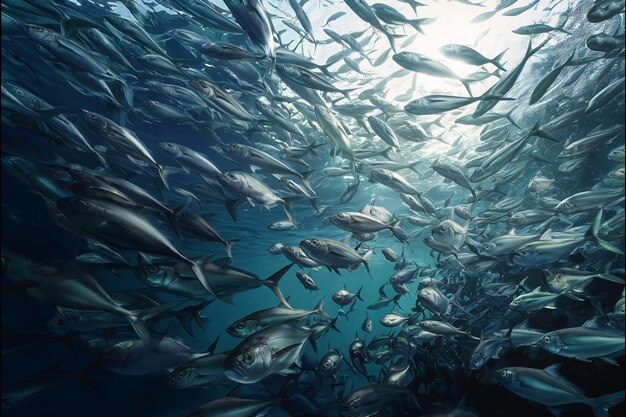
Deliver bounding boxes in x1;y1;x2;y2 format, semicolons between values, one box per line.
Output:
2;0;625;416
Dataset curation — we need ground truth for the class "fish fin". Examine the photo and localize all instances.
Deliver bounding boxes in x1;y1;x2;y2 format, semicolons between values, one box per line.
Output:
539;228;552;240
362;250;373;279
356;285;364;301
314;296;332;321
591;390;626;417
491;48;508;71
263;263;295;308
273;343;302;360
125;311;155;349
586;209;624;255
224;239;239;259
184;258;216;298
224;199;244;222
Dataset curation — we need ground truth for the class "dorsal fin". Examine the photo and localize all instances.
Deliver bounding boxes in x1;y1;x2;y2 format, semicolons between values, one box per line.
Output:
206;333;220;354
213;257;232;267
543;363;563;378
539;228;552;240
543;364;584;394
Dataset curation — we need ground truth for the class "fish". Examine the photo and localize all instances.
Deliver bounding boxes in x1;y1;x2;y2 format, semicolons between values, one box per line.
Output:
496;365;625;417
300;239;373;276
2;1;626;416
393;52;473;96
224;323;312;383
227;297;330;338
474;39;548;117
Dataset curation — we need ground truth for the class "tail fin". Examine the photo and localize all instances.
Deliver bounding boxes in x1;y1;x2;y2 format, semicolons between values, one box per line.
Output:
165;202;189;238
526;38;549;60
156;164;177;191
263;263;295;308
409;160;422;174
314;297;332;321
362;250;373;279
491;49;508;71
408;18;432;35
224;239;239;259
505;107;520;128
586;209;624;255
380;147;394;161
224;199;244;222
328;316;341;333
591;390;625;417
281;196;301;224
461;79;474;97
356;285;364;301
383;30;397;53
173;300;214;336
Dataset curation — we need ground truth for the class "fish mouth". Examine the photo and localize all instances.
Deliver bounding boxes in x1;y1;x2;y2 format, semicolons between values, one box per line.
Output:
224;361;245;378
223;364;248;383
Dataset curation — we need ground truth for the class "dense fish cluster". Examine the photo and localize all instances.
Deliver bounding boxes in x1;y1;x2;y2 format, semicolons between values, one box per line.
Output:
1;0;625;416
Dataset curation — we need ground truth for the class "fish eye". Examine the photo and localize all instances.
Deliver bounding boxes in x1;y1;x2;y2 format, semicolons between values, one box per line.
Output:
501;370;507;377
147;265;159;273
15;89;23;96
243;352;254;364
178;369;186;377
311;240;319;246
519;249;527;255
33;26;43;32
228;173;236;179
236;322;245;329
88;113;96;119
543;336;551;343
229;144;238;149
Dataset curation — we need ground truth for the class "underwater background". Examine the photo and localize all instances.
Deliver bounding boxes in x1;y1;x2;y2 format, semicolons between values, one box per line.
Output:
1;0;625;416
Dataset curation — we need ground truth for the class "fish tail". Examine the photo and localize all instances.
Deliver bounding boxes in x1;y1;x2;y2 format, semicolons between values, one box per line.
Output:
491;48;508;71
280;199;297;224
157;164;180;191
505;107;520;128
264;263;295;308
408;18;429;35
173;300;212;337
356;285;364;301
314;296;332;321
224;199;243;222
224;239;239;259
166;202;190;239
384;30;397;53
591;390;625;417
328;316;341;333
380;147;394;161
586;209;624;255
362;250;374;279
461;78;474;97
409;161;422;175
309;197;320;212
527;38;549;60
530;121;561;142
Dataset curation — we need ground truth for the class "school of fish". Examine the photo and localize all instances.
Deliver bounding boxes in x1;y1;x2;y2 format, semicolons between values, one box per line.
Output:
1;0;625;416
